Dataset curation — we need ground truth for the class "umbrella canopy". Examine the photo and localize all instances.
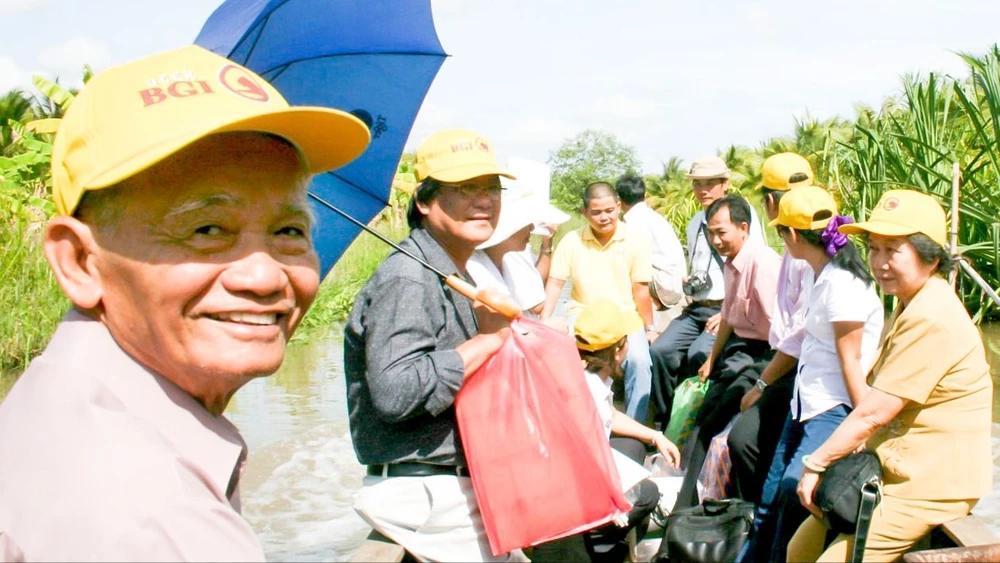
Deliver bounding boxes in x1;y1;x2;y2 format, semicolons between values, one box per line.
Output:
195;0;447;276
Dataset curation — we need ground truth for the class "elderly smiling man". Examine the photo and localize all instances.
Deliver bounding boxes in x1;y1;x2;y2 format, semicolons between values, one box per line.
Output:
0;46;370;561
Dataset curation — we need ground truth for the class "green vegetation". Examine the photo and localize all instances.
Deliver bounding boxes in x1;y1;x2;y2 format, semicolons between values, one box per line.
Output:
293;221;407;343
550;46;1000;320
9;44;1000;397
549;129;641;212
0;222;69;378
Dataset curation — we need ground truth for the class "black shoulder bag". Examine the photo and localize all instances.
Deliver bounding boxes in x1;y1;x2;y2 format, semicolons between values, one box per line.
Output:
815;450;883;563
656;498;755;563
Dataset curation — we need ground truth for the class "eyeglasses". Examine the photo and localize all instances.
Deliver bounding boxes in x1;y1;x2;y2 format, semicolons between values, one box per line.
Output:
440;182;505;199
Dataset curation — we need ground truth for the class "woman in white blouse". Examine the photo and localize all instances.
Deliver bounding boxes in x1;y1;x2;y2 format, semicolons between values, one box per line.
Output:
739;186;884;563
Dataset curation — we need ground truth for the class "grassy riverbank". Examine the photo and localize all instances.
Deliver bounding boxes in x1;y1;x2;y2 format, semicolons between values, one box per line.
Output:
1;222;69;398
292;221;408;343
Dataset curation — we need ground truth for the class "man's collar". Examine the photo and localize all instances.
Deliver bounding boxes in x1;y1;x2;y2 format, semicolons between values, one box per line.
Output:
727;233;757;273
623;201;648;219
409;227;462;275
581;222;625;246
46;309;247;501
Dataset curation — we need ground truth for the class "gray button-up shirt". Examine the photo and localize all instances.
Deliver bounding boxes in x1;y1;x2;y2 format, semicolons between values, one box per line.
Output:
345;227;478;466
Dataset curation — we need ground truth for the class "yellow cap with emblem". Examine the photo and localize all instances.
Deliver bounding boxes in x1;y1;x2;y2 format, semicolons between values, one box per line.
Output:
838;189;947;246
52;45;371;216
413;129;515;183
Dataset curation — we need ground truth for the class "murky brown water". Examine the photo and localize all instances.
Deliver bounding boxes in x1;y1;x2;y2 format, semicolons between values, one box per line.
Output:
226;323;1000;561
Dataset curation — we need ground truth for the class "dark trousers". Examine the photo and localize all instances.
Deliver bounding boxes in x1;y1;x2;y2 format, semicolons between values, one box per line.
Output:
530;438;659;562
671;336;774;511
649;302;720;427
727;372;795;504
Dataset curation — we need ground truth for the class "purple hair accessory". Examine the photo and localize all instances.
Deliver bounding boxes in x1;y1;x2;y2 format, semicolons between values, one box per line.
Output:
821;216;854;256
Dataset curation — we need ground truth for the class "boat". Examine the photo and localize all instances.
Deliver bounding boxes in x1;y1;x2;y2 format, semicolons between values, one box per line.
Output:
350;482;1000;562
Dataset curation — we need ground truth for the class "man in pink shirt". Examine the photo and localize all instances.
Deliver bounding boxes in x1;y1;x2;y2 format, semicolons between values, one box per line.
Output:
672;194;781;510
0;46;370;561
727;153;816;506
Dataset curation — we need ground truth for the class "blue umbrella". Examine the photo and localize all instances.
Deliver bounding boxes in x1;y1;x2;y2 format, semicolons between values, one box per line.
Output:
195;0;447;276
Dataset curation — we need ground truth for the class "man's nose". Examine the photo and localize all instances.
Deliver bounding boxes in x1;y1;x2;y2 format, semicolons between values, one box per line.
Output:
220;249;289;297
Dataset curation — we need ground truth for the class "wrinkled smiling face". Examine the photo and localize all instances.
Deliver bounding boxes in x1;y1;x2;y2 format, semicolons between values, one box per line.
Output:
418;175;501;250
91;133;319;399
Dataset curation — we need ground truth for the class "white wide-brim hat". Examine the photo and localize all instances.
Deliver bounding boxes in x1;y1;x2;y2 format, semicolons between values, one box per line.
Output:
478;157;570;249
478;192;570;249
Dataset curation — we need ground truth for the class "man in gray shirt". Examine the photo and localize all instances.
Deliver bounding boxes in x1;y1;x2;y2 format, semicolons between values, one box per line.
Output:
346;129;526;562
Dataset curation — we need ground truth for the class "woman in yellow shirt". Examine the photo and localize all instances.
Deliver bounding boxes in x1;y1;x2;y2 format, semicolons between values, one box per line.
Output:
787;190;993;562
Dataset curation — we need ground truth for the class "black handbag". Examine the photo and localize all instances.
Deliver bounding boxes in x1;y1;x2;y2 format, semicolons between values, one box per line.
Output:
656;498;755;563
815;450;883;563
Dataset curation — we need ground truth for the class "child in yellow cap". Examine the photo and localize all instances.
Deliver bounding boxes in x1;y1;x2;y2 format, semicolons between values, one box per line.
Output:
548;300;679;561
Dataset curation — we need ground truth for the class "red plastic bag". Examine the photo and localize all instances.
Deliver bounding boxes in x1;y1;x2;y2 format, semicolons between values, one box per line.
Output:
456;318;632;556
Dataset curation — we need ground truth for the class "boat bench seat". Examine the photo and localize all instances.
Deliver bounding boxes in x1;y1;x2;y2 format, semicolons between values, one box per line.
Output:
902;514;1000;562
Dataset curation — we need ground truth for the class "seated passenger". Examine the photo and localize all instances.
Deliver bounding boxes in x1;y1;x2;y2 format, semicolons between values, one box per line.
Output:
532;300;679;562
741;186;884;562
541;182;655;423
649;156;765;429
788;190;992;562
672;194;780;511
467;185;567;318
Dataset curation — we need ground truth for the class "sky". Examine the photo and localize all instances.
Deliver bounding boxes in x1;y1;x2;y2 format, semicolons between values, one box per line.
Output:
4;0;1000;173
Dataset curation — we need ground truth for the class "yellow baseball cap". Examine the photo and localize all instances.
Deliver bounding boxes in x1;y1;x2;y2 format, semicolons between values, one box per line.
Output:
52;45;371;216
769;185;838;230
413;129;515;183
756;153;814;191
838;189;947;246
574;300;643;352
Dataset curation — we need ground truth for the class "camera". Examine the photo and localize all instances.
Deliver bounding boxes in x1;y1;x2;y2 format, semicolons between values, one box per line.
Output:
682;270;712;297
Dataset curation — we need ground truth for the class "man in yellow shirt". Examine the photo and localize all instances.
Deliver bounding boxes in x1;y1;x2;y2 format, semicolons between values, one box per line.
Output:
541;182;655;422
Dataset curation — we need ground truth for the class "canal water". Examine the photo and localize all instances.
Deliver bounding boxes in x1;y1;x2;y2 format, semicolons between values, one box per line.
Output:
225;324;1000;561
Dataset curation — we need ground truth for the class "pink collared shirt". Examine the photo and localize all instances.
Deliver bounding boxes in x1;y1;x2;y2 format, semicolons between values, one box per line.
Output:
721;236;781;341
769;253;814;357
0;310;265;562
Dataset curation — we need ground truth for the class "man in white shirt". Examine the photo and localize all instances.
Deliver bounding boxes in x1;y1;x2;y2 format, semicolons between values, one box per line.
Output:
649;155;765;429
616;174;687;312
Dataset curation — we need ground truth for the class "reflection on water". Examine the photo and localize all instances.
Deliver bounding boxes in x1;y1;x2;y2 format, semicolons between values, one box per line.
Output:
227;322;1000;561
226;326;369;562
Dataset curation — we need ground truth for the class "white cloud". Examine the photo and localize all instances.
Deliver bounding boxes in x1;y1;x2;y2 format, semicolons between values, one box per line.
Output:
0;0;46;14
590;94;669;121
37;36;112;85
0;56;30;93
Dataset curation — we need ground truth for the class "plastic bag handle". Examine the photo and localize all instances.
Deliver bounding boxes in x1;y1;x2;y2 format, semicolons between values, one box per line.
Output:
445;275;522;320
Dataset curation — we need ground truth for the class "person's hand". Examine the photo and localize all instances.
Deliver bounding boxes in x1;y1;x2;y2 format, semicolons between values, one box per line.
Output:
646;327;660;344
473;297;511;335
698;358;713;383
705;313;721;335
652;434;681;468
536;222;558;240
741;386;763;412
797;469;824;519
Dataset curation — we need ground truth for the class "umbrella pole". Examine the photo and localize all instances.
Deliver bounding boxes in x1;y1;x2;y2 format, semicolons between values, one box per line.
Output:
308;193;521;320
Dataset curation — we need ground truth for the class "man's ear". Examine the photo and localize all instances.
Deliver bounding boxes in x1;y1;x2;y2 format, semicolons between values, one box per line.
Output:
43;216;104;311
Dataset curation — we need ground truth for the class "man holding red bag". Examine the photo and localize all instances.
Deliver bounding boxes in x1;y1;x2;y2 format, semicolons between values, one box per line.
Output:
344;129;527;562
